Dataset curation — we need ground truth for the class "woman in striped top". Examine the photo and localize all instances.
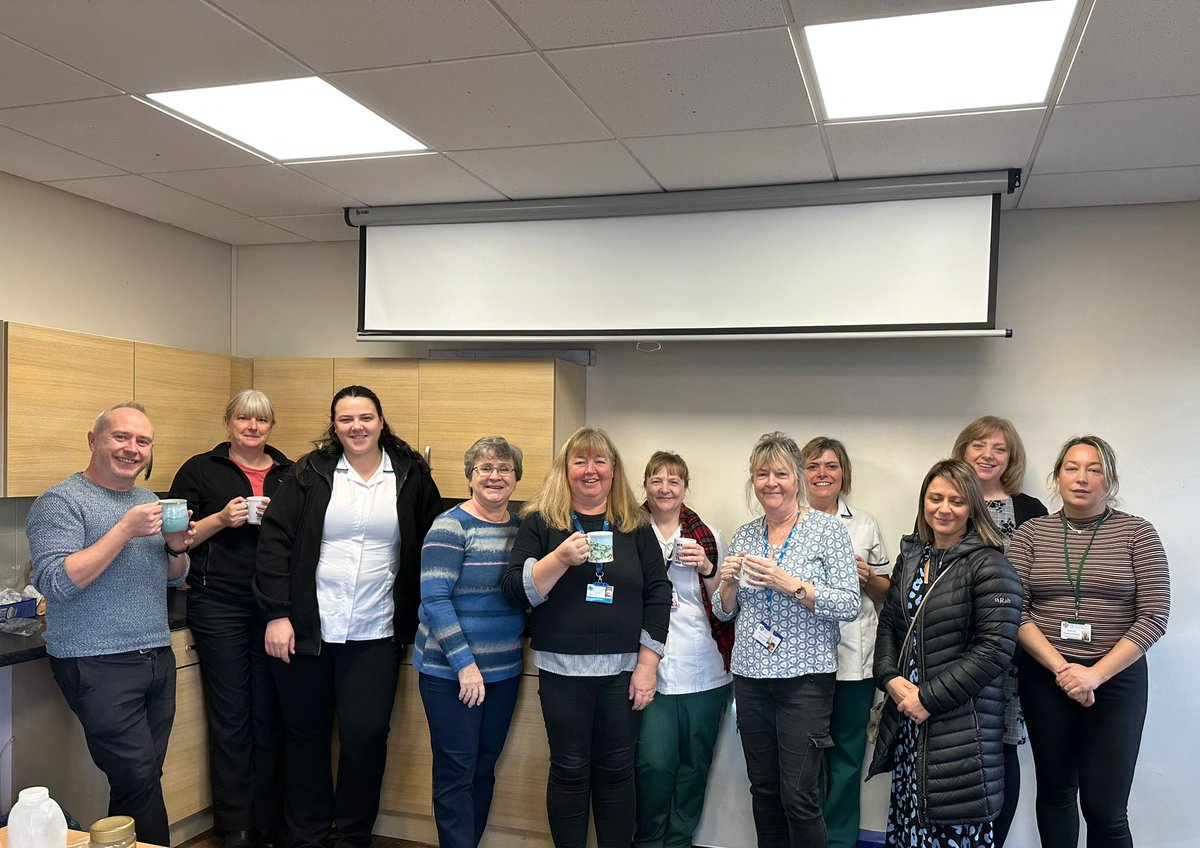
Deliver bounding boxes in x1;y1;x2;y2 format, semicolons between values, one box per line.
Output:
1008;435;1170;848
413;436;527;848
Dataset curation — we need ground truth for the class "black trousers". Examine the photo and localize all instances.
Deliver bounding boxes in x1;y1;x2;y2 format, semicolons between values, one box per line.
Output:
272;638;401;848
735;673;835;848
51;647;176;847
537;670;640;848
188;590;284;834
1019;651;1148;848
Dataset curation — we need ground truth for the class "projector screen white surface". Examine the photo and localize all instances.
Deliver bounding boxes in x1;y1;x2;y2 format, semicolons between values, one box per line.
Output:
359;194;997;340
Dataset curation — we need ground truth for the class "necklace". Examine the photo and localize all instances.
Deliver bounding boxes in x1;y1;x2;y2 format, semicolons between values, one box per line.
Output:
1064;509;1110;534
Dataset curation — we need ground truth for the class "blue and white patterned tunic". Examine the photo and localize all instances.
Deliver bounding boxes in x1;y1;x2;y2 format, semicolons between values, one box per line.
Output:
714;509;859;678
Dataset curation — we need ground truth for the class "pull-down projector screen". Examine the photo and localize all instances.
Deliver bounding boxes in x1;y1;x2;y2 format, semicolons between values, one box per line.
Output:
358;193;998;341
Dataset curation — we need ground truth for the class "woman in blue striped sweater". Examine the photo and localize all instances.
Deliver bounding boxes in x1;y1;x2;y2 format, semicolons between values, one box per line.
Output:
413;436;527;848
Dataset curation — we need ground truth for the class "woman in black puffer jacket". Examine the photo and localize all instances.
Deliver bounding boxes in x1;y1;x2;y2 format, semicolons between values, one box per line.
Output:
868;459;1022;848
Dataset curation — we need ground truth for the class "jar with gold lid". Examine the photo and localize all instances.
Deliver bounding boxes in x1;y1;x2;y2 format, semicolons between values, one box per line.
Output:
90;815;137;848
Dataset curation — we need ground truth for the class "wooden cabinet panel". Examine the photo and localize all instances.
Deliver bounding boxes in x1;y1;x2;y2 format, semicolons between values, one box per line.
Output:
170;626;200;670
230;357;254;393
253;358;333;461
418;360;585;501
333;358;419;446
380;664;433;815
134;343;231;492
4;323;135;496
162;662;212;824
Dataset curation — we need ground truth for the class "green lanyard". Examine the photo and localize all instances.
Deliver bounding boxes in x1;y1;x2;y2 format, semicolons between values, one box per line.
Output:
1060;511;1108;620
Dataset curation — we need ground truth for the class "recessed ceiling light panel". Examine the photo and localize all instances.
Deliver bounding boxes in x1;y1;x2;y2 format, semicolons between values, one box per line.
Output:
806;0;1077;120
148;77;426;161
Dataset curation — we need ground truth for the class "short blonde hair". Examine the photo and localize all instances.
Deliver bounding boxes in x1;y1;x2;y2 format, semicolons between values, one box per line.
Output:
746;431;807;514
1049;435;1120;507
951;415;1028;496
225;389;276;425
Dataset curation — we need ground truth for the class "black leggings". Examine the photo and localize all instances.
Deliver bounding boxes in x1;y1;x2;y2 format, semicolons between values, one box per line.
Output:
1018;651;1147;848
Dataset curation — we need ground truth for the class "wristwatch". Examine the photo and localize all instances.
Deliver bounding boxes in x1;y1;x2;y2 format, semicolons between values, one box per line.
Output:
793;583;808;602
164;541;189;557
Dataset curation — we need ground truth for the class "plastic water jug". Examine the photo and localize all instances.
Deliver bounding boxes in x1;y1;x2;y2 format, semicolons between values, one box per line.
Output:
8;786;68;848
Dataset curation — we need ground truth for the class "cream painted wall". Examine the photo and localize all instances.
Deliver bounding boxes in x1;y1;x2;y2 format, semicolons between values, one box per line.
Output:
235;199;1200;847
0;171;232;353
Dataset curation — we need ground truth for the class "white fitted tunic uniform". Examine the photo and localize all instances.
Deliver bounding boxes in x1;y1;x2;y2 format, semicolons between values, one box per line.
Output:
652;521;731;695
315;452;401;642
831;497;890;681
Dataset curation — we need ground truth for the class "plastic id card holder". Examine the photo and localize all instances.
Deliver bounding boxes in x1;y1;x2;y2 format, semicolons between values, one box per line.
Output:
586;582;614;604
1061;619;1092;642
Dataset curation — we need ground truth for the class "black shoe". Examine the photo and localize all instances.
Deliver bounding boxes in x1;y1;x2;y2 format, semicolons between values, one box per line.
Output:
253;830;281;848
224;830;255;848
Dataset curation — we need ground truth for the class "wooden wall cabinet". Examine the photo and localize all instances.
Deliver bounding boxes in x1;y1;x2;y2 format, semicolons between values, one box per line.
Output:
251;357;333;461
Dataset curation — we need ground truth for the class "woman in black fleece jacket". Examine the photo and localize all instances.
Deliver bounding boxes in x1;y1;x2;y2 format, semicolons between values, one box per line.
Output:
868;460;1022;848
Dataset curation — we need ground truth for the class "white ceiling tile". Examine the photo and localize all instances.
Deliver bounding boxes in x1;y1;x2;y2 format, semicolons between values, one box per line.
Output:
827;109;1044;179
1033;97;1200;173
447;141;659;198
149;165;362;217
0;0;307;93
45;175;243;223
0;96;266;173
625;126;832;190
211;0;528;72
332;54;610;149
494;0;784;49
0;126;124;182
1018;167;1200;208
259;214;359;242
1060;0;1200;104
0;34;120;107
292;154;506;206
547;30;815;137
789;1;1029;26
172;217;310;245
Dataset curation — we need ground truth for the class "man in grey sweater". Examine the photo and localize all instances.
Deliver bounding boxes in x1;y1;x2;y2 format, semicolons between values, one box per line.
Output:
27;402;193;846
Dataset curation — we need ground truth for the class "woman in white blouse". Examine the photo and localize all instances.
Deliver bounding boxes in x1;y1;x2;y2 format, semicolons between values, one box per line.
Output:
800;437;890;848
255;386;442;848
634;451;731;848
716;432;860;848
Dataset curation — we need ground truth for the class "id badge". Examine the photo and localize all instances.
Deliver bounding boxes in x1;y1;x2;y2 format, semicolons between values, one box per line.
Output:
1060;619;1092;642
670;589;680;611
752;620;784;653
586;581;614;604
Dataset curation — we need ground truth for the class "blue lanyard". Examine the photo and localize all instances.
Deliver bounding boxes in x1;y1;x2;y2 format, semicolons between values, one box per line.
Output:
572;512;610;581
760;512;800;612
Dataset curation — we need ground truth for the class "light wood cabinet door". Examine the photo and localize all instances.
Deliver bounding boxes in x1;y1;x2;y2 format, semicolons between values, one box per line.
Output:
333;358;419;446
253;358;334;461
4;323;135;496
230;357;254;393
417;360;585;500
162;648;212;824
134;343;231;492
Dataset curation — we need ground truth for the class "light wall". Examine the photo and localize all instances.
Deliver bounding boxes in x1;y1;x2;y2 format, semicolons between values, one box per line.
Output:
235;199;1200;847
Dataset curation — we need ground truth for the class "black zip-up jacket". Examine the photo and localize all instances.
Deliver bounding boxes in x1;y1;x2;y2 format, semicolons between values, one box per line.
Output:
169;442;293;601
252;441;441;654
867;530;1022;826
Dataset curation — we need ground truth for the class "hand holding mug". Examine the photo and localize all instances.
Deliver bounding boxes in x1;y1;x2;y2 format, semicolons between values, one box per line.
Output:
555;532;590;568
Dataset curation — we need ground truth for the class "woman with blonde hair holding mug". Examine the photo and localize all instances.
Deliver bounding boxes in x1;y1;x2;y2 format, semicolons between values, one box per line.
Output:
169;389;292;848
715;431;860;848
634;450;731;848
501;427;672;848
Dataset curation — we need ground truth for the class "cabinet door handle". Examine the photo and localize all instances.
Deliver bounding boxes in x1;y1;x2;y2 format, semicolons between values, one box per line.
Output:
424;446;431;464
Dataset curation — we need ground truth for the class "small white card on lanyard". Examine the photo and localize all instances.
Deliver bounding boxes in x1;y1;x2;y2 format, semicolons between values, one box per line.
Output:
753;620;784;653
1060;619;1092;642
586;582;614;604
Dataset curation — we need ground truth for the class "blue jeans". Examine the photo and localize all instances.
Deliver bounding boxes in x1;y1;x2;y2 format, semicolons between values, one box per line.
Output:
51;647;176;846
418;672;521;848
735;673;835;848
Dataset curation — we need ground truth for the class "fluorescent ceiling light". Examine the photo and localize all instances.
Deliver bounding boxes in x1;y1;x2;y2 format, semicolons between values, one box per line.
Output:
147;77;426;161
806;0;1077;120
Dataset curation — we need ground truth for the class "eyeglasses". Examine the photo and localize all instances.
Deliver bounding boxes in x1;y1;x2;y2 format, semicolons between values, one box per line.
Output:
472;464;515;477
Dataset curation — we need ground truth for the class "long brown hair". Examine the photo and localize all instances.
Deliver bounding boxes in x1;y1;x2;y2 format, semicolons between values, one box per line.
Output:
520;427;646;533
915;459;1006;548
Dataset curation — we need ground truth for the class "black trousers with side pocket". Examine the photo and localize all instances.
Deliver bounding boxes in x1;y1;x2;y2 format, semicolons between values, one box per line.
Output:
734;672;836;848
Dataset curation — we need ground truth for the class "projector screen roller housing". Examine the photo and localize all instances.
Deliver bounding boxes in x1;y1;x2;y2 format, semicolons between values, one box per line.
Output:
358;193;998;341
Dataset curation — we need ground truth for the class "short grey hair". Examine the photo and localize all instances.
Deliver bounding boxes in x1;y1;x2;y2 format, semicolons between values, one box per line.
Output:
93;401;149;436
464;436;524;492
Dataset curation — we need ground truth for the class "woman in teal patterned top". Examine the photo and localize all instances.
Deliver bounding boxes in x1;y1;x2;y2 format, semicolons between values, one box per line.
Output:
413;436;527;848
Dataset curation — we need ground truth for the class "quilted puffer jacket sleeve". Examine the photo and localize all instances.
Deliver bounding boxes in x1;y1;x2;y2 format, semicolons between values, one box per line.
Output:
918;549;1022;715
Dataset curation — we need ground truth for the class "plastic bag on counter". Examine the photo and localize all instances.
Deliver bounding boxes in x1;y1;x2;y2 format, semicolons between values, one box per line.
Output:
0;616;41;636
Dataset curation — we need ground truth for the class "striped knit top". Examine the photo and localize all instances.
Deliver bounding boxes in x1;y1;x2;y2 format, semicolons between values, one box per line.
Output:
412;505;526;682
1008;509;1170;658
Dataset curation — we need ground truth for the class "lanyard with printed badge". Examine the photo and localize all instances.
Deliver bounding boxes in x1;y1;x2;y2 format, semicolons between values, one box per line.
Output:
1059;511;1108;643
752;512;799;653
574;512;614;605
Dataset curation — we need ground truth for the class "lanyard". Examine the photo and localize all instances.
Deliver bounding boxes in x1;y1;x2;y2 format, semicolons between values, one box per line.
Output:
759;512;800;613
573;512;610;581
1060;511;1108;620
